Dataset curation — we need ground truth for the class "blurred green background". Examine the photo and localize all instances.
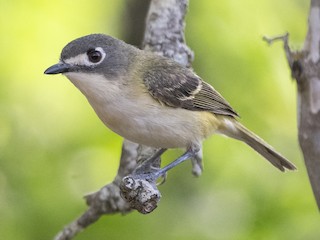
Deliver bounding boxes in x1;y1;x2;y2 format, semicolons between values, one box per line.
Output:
1;0;318;239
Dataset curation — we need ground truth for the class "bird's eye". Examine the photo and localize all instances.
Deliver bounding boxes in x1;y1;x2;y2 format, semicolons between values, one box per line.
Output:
87;49;102;63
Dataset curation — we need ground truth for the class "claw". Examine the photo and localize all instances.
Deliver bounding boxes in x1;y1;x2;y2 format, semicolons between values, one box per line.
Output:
134;146;201;183
156;172;167;185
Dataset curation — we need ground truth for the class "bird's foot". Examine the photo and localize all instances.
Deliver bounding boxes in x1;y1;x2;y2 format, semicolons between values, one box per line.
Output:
120;146;200;214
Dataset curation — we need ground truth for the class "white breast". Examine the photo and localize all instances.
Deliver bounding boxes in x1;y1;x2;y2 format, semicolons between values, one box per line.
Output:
65;72;214;148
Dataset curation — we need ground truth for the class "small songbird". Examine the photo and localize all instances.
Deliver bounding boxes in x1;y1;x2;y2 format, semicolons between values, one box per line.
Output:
44;34;296;178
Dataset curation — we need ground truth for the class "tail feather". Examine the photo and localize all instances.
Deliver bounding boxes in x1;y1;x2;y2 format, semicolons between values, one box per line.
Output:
222;120;296;172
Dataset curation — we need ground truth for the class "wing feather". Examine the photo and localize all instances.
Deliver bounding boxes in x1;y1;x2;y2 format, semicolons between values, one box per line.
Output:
142;58;238;117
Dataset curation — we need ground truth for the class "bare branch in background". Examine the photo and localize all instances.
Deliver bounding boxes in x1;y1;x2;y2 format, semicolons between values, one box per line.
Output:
264;0;320;210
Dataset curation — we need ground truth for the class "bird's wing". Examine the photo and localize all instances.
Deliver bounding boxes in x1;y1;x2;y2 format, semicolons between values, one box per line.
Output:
142;60;238;117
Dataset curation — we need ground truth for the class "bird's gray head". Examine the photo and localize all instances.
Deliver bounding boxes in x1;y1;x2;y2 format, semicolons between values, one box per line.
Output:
44;34;137;78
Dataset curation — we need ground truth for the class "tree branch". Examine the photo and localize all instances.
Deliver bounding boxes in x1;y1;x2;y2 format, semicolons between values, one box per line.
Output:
119;0;196;214
142;0;194;67
54;140;138;240
263;0;320;210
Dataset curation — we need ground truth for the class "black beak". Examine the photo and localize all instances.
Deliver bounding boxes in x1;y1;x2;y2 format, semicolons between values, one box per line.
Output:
44;63;71;75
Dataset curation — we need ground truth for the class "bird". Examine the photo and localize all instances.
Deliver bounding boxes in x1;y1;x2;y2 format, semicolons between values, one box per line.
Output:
44;33;296;179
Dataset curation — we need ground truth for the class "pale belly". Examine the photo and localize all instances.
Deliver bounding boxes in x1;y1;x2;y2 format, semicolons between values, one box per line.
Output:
66;72;220;148
89;97;219;149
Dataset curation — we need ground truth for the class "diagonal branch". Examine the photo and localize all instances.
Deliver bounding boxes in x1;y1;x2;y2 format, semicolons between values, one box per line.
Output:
54;140;138;240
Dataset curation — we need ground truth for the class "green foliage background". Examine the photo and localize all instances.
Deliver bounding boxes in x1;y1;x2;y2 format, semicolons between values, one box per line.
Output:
0;0;318;239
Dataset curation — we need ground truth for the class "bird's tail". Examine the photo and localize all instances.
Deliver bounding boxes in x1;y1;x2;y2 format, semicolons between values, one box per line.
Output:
221;119;296;172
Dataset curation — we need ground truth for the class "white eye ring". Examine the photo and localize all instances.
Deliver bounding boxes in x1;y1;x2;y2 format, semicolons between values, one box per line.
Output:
64;47;106;66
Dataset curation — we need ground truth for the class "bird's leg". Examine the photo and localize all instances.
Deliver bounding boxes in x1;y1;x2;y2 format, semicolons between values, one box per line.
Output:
155;145;200;179
132;145;201;182
133;148;167;175
120;146;200;212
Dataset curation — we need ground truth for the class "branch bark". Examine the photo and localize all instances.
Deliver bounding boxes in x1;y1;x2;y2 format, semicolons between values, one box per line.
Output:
299;0;320;210
142;0;194;67
54;0;193;239
264;0;320;210
119;0;195;213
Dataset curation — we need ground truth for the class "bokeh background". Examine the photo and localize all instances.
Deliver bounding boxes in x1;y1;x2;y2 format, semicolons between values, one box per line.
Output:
1;0;318;239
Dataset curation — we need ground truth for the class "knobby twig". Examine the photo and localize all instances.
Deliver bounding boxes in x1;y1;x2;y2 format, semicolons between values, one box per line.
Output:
263;0;320;210
54;0;194;239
